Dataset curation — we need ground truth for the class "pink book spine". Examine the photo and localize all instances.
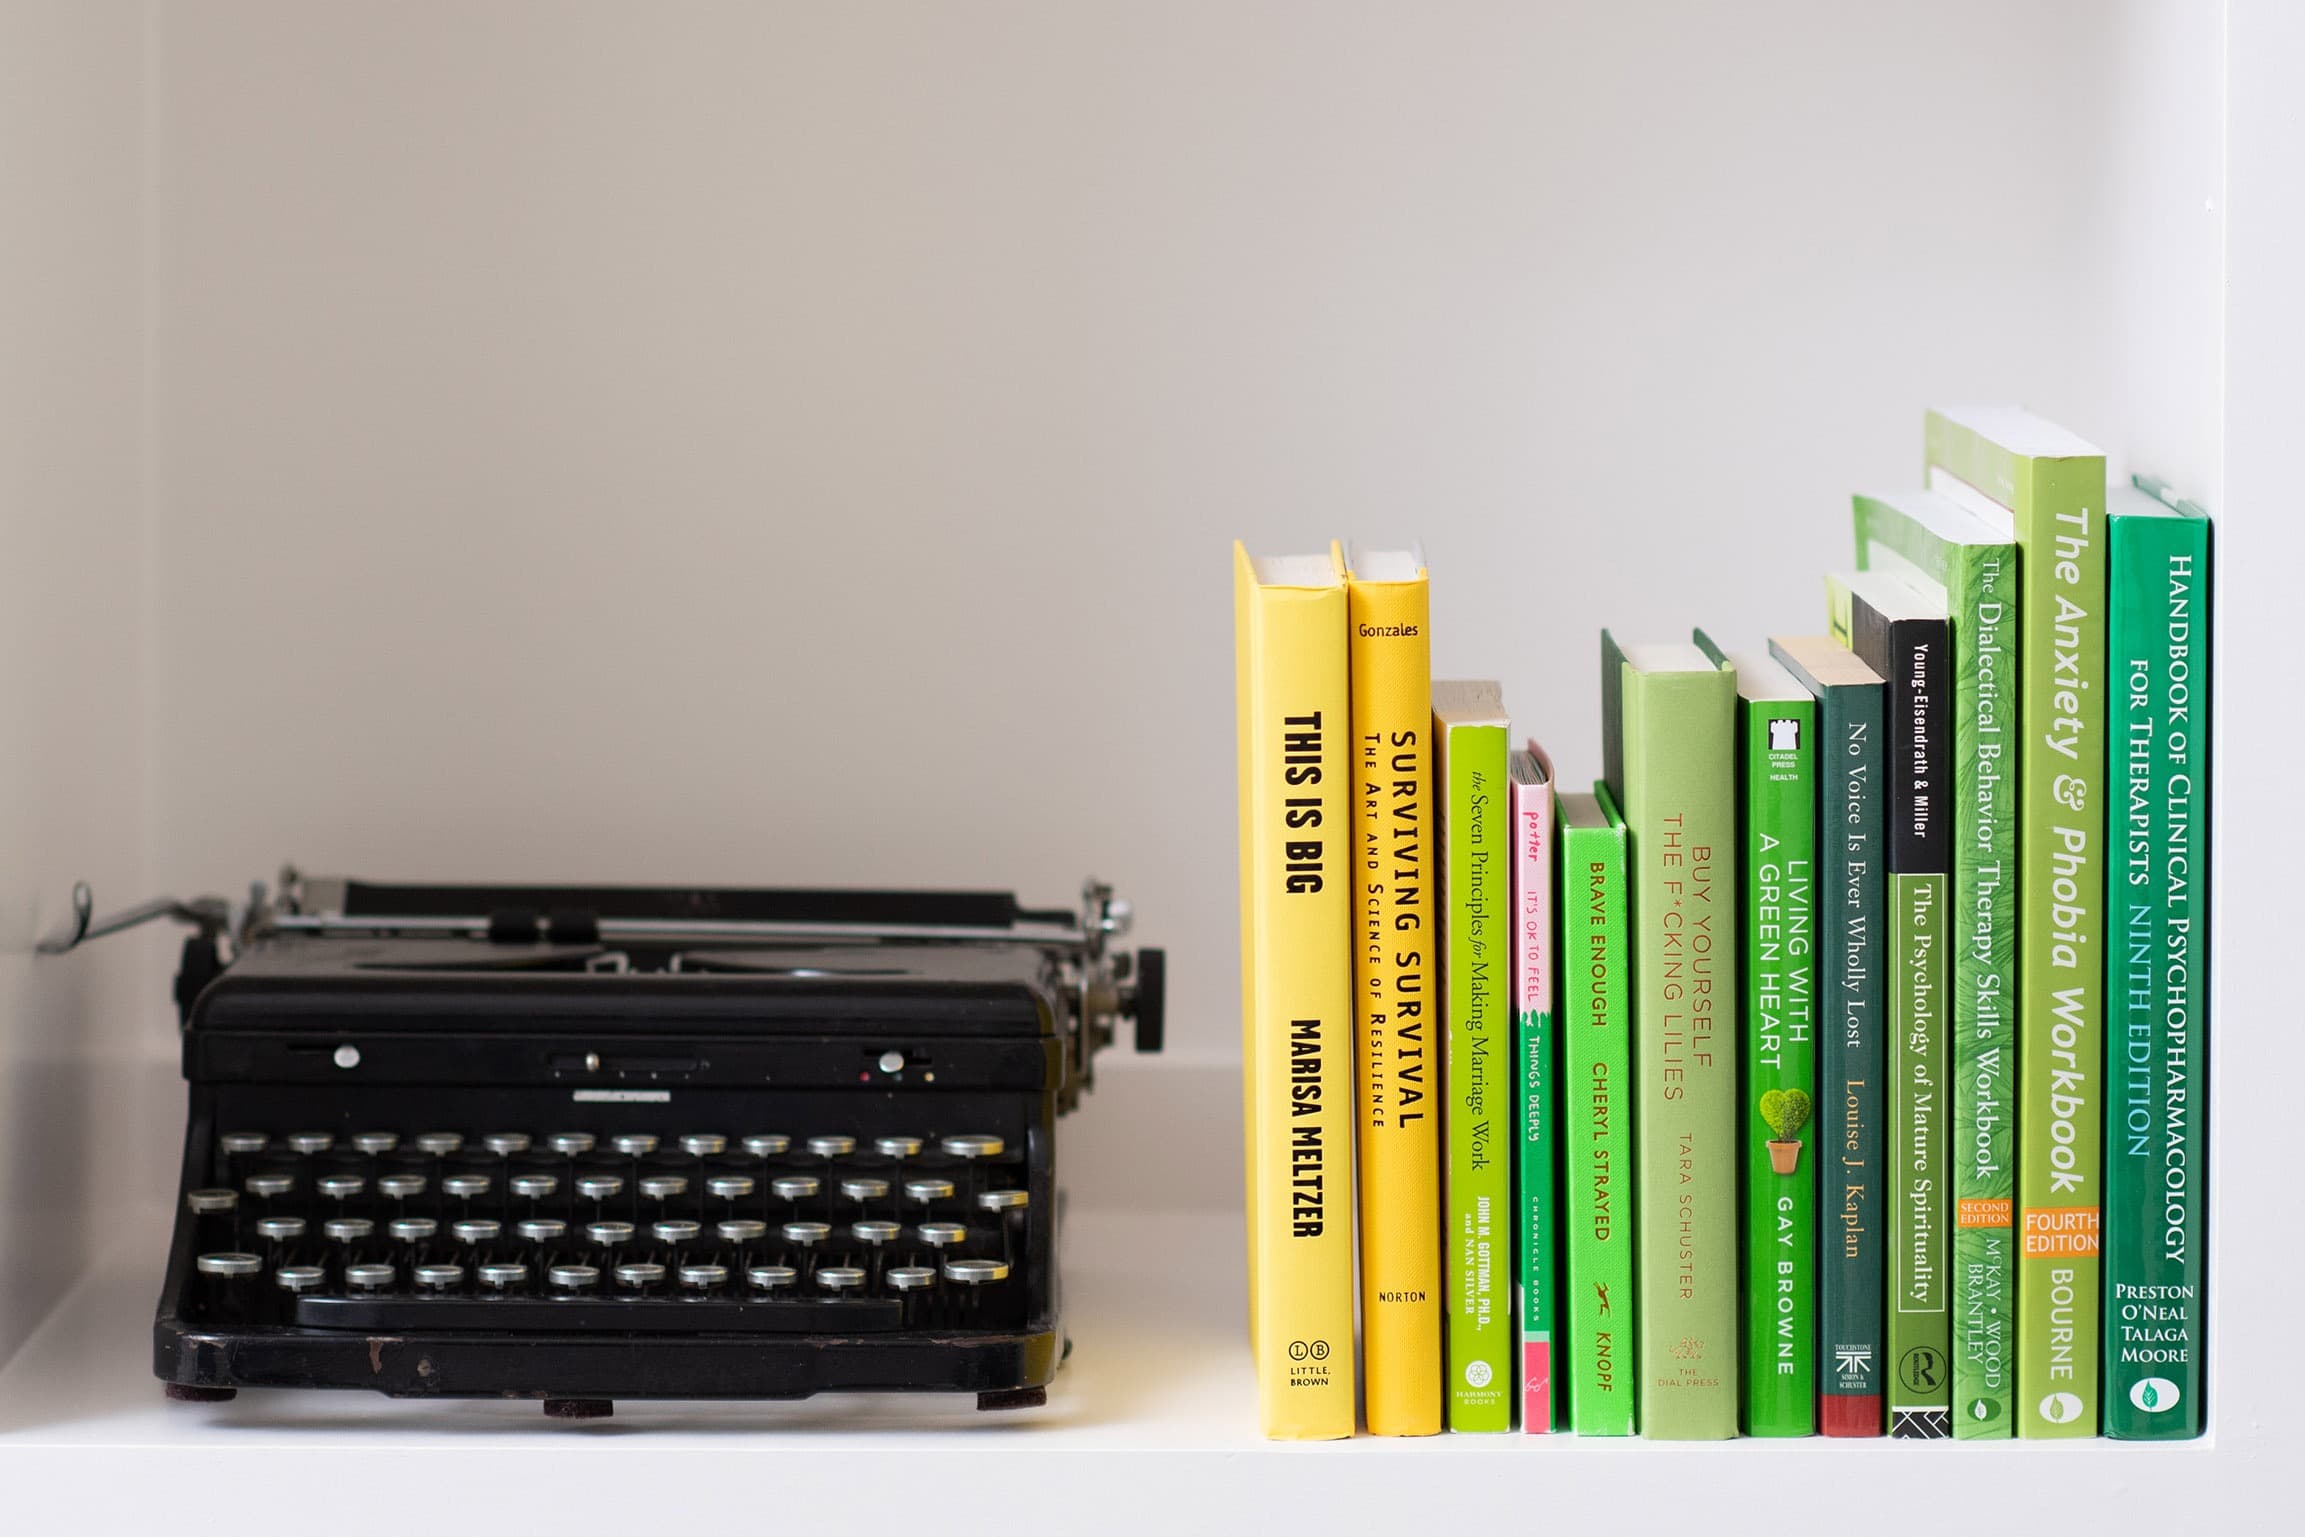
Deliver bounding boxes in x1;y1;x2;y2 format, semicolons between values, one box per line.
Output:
1511;745;1556;1432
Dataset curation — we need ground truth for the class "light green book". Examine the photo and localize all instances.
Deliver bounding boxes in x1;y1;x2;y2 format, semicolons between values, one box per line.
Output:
1851;488;2020;1436
1925;408;2108;1438
1695;631;1818;1438
1601;634;1739;1439
1434;679;1513;1431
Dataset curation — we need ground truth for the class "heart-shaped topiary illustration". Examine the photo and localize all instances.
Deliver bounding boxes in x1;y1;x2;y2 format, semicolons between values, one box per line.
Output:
1760;1087;1812;1141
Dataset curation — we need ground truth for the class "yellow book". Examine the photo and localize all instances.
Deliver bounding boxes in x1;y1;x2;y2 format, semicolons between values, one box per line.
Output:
1234;542;1357;1439
1339;545;1442;1435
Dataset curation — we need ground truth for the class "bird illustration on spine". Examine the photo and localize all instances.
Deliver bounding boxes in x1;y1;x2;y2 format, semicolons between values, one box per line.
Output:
1760;1088;1812;1175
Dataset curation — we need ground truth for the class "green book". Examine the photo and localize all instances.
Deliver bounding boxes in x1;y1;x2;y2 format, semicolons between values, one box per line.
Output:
1828;572;1953;1439
1694;631;1818;1438
1850;488;2020;1437
2102;477;2211;1440
1770;635;1887;1438
1509;746;1561;1433
1434;679;1513;1431
1557;786;1634;1436
1926;407;2109;1438
1600;633;1738;1440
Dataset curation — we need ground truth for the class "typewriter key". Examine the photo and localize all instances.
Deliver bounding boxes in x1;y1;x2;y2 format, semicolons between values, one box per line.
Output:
941;1134;1004;1161
772;1175;820;1203
678;1263;727;1293
904;1178;954;1211
706;1175;754;1202
549;1132;596;1157
479;1262;529;1291
548;1263;601;1294
817;1266;866;1293
614;1262;665;1293
352;1131;400;1156
918;1222;967;1250
611;1133;658;1157
652;1219;701;1244
325;1217;373;1244
346;1263;396;1293
197;1252;262;1277
716;1219;766;1244
840;1177;890;1204
943;1257;1009;1285
483;1132;532;1157
186;1188;238;1214
414;1263;464;1293
680;1133;727;1158
807;1134;856;1160
218;1132;268;1157
638;1174;687;1203
979;1188;1030;1214
746;1263;796;1292
275;1265;325;1294
255;1216;306;1245
244;1172;294;1200
452;1219;501;1245
741;1134;790;1159
389;1217;438;1244
317;1174;365;1204
414;1132;463;1157
851;1220;901;1249
285;1132;336;1156
780;1221;831;1250
885;1265;935;1292
442;1173;490;1199
587;1220;635;1249
875;1136;924;1160
510;1173;558;1201
377;1172;427;1202
576;1174;624;1202
517;1218;568;1244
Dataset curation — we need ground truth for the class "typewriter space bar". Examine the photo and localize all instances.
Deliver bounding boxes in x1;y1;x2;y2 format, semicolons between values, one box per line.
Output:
296;1296;903;1333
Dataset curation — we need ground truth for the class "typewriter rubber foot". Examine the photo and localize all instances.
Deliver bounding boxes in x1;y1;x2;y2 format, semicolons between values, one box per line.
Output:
165;1384;237;1404
976;1386;1047;1412
543;1398;614;1420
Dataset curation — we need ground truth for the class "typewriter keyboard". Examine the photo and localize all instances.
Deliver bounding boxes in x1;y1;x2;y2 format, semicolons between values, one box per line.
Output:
181;1127;1032;1335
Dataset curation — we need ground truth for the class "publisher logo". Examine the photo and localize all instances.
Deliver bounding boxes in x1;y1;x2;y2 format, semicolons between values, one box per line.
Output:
1898;1345;1945;1394
1464;1360;1493;1389
1966;1397;2003;1424
2039;1391;2086;1425
2130;1377;2181;1415
1287;1339;1331;1362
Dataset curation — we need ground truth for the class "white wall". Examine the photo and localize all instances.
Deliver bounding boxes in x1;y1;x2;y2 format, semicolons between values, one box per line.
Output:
0;0;153;1365
142;1;2220;1088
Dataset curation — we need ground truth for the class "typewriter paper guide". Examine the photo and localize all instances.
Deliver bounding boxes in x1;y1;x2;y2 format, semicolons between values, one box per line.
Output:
190;938;1064;1036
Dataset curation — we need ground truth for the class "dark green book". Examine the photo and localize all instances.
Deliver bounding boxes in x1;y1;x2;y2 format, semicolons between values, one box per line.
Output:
1851;489;2020;1437
1695;631;1818;1437
1558;787;1634;1435
2103;477;2211;1439
1601;633;1738;1440
1769;635;1887;1438
1828;572;1953;1439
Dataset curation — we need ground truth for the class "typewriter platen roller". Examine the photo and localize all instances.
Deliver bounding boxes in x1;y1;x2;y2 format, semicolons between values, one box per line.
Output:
67;870;1161;1418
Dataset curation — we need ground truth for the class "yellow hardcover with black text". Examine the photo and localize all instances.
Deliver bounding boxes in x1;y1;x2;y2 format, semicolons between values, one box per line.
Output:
1340;546;1441;1435
1235;542;1358;1439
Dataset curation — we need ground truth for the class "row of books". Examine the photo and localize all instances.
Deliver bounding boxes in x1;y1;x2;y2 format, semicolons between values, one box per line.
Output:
1233;406;2210;1441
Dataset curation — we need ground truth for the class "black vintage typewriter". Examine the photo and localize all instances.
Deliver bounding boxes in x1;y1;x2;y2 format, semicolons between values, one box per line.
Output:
48;870;1162;1417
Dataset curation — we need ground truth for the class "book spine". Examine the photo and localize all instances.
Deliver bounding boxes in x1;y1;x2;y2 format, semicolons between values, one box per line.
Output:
1886;620;1952;1439
2012;461;2111;1438
1819;682;1888;1436
1561;797;1635;1434
1347;573;1442;1436
1625;670;1739;1438
2102;513;2210;1439
1233;550;1358;1439
1949;550;2019;1437
1513;770;1558;1432
1440;716;1512;1430
1740;695;1817;1436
